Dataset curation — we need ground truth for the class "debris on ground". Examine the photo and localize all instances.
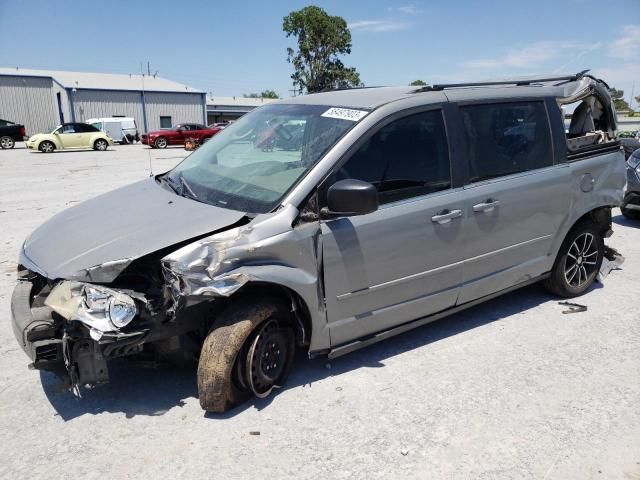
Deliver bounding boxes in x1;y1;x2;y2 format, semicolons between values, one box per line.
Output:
559;301;588;314
598;246;625;282
249;431;261;436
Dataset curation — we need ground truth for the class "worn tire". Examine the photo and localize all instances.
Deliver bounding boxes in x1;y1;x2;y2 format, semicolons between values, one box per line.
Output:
197;300;294;413
621;206;640;220
154;137;168;149
39;141;55;153
543;220;604;298
0;136;15;149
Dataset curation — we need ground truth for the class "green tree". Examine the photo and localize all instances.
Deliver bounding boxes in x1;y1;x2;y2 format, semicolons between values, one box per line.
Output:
283;5;362;94
243;90;280;99
260;89;279;99
409;80;427;86
610;88;632;112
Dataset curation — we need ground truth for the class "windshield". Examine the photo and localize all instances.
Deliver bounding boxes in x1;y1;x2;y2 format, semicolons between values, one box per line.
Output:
163;104;365;213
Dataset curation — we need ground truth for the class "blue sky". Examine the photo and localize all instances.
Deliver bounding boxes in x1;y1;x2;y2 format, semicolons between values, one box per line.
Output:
1;0;638;106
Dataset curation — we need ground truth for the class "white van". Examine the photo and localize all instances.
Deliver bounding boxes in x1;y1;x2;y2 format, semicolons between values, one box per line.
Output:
87;117;139;144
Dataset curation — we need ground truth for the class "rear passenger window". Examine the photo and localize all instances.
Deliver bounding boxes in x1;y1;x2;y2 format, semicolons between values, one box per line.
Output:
337;110;451;203
461;102;553;183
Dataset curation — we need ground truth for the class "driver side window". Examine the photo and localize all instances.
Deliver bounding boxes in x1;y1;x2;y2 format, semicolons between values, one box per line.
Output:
337;109;451;204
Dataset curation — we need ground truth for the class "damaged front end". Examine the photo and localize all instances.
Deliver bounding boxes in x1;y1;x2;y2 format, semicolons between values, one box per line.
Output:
11;266;157;392
11;203;324;394
11;246;216;394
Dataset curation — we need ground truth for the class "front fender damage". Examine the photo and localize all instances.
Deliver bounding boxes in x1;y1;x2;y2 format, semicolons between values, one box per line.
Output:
161;204;327;350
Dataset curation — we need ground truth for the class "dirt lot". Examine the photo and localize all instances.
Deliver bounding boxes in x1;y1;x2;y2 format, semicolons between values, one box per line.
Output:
0;143;638;479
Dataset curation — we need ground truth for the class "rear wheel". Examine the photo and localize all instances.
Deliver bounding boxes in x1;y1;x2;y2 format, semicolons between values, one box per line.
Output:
0;136;15;149
197;300;295;413
543;221;603;297
94;139;108;151
154;137;168;149
39;141;55;153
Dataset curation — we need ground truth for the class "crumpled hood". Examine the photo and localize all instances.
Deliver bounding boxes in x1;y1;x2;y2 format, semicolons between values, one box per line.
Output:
22;177;246;282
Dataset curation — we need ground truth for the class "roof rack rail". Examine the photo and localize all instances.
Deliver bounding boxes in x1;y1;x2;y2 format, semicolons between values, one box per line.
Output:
415;70;590;92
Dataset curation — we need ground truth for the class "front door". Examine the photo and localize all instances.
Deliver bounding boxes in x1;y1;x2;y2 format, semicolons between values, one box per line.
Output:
57;124;84;148
321;108;467;347
455;100;571;303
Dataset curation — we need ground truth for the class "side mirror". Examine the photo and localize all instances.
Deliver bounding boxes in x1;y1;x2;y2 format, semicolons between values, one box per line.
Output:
321;179;379;218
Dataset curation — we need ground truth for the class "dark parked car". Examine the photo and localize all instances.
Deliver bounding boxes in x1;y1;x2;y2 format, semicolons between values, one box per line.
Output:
141;123;221;149
620;137;640;160
621;147;640;219
0;119;26;149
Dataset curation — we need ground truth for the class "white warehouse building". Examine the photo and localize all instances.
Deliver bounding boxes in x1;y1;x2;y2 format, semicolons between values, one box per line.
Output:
0;67;206;136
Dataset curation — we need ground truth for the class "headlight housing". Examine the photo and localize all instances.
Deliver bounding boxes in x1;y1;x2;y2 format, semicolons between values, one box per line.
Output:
45;281;138;333
83;285;137;329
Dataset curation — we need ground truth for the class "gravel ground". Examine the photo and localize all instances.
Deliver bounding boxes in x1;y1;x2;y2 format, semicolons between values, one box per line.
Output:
0;143;638;480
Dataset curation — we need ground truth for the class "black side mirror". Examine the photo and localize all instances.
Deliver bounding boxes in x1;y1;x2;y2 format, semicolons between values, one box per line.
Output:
321;179;379;218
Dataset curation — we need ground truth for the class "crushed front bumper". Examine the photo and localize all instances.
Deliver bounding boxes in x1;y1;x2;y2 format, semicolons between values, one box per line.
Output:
11;279;64;372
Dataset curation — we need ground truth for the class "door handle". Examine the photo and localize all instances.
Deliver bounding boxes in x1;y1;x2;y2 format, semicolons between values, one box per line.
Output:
472;199;500;213
431;209;462;224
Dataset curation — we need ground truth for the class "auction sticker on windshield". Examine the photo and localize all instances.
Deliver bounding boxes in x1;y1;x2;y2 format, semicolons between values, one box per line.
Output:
321;107;369;122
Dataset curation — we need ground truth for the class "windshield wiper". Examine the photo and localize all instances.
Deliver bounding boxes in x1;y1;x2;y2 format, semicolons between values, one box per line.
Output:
161;173;199;201
177;174;199;201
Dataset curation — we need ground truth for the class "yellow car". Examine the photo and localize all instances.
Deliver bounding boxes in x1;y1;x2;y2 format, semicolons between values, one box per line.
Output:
26;122;114;153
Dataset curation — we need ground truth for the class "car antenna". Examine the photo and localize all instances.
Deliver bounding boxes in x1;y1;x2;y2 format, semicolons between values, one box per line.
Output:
147;148;154;177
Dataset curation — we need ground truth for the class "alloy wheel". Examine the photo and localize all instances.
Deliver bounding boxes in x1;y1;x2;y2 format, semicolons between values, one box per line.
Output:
564;232;598;287
0;136;14;149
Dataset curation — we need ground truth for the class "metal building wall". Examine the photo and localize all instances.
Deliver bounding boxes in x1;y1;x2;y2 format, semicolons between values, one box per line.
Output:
71;89;144;131
0;75;59;136
143;92;204;131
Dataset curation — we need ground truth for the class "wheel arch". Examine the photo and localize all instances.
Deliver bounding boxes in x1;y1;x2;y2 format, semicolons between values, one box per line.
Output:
38;136;59;150
91;134;108;145
550;206;612;266
223;281;314;350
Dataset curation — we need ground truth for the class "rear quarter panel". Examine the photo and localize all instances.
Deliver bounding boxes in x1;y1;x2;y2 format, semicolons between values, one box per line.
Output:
547;149;625;263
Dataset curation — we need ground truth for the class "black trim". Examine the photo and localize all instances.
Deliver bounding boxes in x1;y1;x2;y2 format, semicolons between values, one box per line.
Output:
545;97;568;165
325;273;549;359
567;142;621;162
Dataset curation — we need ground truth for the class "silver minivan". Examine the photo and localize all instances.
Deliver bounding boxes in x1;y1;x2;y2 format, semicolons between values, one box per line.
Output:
11;71;625;412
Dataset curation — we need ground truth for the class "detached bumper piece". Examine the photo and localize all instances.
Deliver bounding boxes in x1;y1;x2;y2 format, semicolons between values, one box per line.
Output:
10;276;112;388
11;280;64;374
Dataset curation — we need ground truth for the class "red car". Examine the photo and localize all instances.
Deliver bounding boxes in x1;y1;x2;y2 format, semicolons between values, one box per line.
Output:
141;123;221;149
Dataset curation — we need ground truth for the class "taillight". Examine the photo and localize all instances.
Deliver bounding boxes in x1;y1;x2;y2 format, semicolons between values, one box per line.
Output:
19;126;25;137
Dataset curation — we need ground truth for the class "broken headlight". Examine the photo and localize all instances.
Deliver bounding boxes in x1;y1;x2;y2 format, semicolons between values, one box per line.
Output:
46;281;138;333
83;285;137;329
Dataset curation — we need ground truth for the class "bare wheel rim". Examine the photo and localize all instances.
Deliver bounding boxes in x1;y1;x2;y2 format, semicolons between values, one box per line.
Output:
41;142;53;153
96;140;107;150
564;232;598;287
245;319;289;398
0;137;13;148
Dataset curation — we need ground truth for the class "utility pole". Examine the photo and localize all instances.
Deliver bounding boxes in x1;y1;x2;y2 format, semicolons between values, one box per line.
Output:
147;61;151;76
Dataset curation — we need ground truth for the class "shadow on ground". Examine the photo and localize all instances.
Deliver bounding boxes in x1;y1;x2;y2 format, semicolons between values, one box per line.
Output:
41;283;572;420
613;213;640;228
